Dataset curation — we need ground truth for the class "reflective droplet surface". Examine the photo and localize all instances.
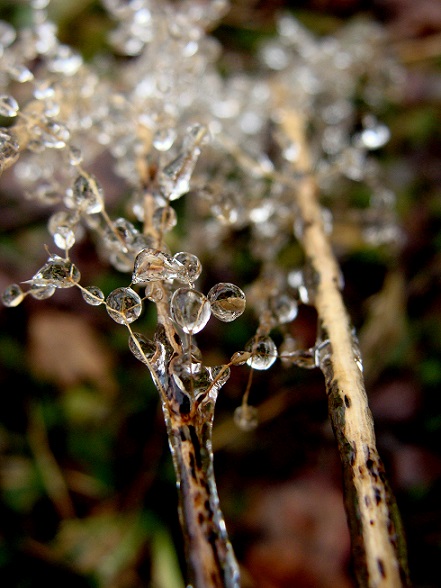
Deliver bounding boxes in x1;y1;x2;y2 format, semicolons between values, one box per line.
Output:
2;284;24;307
234;404;258;431
81;285;105;306
208;283;246;322
245;335;277;370
170;288;211;334
173;252;202;283
32;257;81;288
152;206;177;232
106;287;142;324
71;173;104;214
0;95;19;117
132;248;186;283
129;332;158;364
269;294;298;324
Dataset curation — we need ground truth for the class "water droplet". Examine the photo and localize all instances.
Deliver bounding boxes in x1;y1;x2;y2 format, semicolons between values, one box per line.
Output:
153;127;176;151
208;283;246;322
0;95;19;117
132;248;186;284
29;282;56;300
268;294;298;324
31;256;81;288
173;252;202;283
170;288;211;334
103;217;139;254
2;284;24;307
281;348;316;369
152;206;177;232
234;404;258;431
71;173;103;214
67;145;83;166
129;332;158;364
144;283;163;302
48;211;78;250
245;335;277;370
82;286;105;306
41;120;70;149
6;64;33;83
106;287;142;324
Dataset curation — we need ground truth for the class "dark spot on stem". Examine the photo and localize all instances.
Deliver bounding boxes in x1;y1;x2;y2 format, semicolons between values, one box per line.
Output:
344;395;351;408
188;425;202;469
377;558;386;578
374;487;382;505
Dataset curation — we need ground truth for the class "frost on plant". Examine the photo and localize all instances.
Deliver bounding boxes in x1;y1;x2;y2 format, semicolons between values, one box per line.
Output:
0;1;409;587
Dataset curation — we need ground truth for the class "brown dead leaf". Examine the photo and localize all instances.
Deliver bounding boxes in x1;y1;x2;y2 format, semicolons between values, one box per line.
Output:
27;309;117;397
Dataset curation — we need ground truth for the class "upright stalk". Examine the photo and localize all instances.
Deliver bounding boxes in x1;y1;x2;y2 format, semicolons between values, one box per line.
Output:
278;109;410;588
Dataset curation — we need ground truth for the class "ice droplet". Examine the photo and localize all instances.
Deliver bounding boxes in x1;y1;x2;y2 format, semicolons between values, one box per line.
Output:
0;95;19;117
132;248;187;284
245;335;277;370
234;404;258;431
82;286;105;306
106;287;142;324
71;173;104;214
2;284;24;307
208;283;246;322
152;206;177;232
268;294;298;324
31;256;81;288
170;288;211;334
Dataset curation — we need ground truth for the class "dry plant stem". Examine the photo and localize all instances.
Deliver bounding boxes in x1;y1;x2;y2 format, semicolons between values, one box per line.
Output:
279;110;410;588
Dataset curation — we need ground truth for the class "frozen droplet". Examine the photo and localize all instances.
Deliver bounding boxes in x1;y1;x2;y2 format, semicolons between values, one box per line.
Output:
152;206;177;232
0;130;19;167
106;287;142;324
7;64;33;83
103;217;139;254
0;21;16;47
269;294;298;324
173;252;202;283
82;286;105;306
314;338;332;369
230;351;252;366
153;127;176;151
129;332;158;364
170;288;211;334
234;404;258;431
40;121;70;149
160;151;195;201
208;283;246;322
245;335;277;370
132;248;186;284
71;173;103;214
359;115;390;150
281;348;316;369
32;257;81;288
0;95;19;117
2;284;24;307
67;145;83;166
47;45;82;75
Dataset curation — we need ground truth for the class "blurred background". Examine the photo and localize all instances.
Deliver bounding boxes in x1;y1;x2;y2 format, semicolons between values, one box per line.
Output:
0;1;440;587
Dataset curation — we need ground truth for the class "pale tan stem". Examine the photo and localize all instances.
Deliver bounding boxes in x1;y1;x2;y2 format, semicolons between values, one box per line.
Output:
278;109;410;588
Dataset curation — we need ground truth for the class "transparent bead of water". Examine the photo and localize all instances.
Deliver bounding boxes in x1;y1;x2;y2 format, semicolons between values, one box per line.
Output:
2;284;24;307
170;288;211;334
0;131;19;168
208;283;246;322
153;127;177;151
33;257;81;288
230;351;252;366
0;21;16;47
234;404;258;432
29;283;56;300
71;173;104;214
103;217;139;254
0;95;19;117
132;248;186;284
152;206;177;233
245;335;277;370
173;252;202;283
160;151;195;201
41;121;70;149
129;332;158;364
7;64;33;83
82;286;105;306
144;283;164;302
106;287;142;324
269;294;298;324
48;210;78;250
67;145;83;166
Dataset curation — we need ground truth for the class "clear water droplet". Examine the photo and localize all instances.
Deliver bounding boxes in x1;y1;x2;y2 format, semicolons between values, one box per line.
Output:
153;127;177;151
2;284;24;307
173;252;202;283
129;332;158;364
170;288;211;334
0;95;19;117
32;256;81;288
234;404;258;431
245;335;277;370
230;351;252;366
269;294;298;324
208;283;246;322
132;248;186;284
71;173;103;214
82;286;105;306
144;283;164;302
152;206;177;232
29;282;56;300
48;211;78;250
106;287;142;324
